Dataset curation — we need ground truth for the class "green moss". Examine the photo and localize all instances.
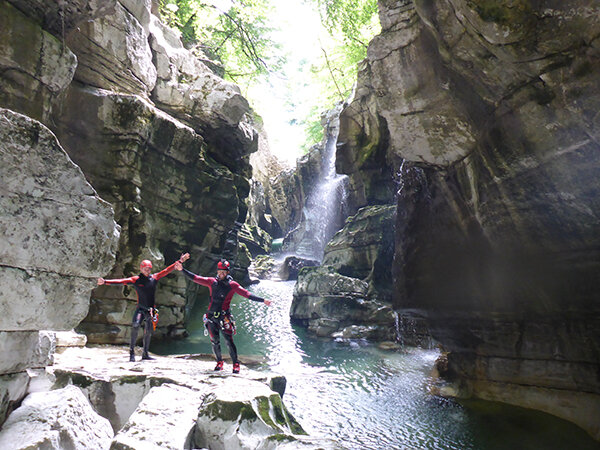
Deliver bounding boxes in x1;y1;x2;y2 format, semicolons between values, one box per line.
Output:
282;404;307;435
203;400;256;422
118;375;147;385
268;394;288;427
256;397;277;428
64;372;94;389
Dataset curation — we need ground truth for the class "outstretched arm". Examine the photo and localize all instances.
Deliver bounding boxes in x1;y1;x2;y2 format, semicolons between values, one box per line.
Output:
175;257;214;287
97;276;137;286
232;283;272;306
154;253;190;280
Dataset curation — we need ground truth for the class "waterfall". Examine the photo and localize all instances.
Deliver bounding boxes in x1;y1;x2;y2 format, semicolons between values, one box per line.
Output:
292;105;348;260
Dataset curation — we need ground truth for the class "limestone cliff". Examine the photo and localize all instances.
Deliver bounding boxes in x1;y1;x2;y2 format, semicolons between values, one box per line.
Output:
0;0;261;347
339;0;600;438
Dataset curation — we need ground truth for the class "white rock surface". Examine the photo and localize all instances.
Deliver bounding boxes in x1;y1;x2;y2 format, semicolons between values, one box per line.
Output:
110;383;203;450
54;330;88;349
0;385;114;450
0;331;55;374
44;346;337;449
0;108;120;331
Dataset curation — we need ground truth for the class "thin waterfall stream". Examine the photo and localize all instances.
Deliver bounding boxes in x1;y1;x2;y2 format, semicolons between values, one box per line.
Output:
287;106;348;261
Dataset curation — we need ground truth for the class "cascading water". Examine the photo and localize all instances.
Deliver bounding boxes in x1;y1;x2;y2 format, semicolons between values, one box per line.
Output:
289;105;348;260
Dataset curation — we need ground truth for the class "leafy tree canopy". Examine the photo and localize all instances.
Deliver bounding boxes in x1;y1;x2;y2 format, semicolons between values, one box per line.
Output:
158;0;379;154
158;0;284;82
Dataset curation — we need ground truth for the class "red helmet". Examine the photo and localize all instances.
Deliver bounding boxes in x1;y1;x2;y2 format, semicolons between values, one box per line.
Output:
217;259;230;271
140;260;152;270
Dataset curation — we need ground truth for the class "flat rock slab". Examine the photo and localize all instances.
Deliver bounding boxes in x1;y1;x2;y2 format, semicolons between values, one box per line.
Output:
45;346;339;449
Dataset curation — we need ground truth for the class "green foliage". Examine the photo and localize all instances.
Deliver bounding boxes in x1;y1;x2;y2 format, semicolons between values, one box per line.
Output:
158;0;284;83
300;0;379;150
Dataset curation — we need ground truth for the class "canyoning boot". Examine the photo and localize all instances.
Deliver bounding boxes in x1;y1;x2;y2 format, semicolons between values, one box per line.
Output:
129;351;136;362
214;360;224;371
232;362;240;374
141;353;155;361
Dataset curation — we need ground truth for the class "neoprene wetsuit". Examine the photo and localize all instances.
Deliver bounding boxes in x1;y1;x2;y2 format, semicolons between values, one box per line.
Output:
181;267;264;364
104;262;177;358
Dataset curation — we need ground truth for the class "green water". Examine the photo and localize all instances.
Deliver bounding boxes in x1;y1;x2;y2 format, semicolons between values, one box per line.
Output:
152;279;599;450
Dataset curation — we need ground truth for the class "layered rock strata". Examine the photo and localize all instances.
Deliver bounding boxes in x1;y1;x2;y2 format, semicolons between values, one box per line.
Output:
0;108;119;424
0;0;261;344
290;206;398;340
339;0;600;438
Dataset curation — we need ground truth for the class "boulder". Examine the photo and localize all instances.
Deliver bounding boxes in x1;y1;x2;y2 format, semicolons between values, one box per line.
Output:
0;373;30;426
291;266;396;339
110;383;203;449
0;331;55;375
279;256;319;281
193;381;306;450
0;385;114;450
0;1;77;125
250;255;276;280
0;108;119;331
54;330;88;350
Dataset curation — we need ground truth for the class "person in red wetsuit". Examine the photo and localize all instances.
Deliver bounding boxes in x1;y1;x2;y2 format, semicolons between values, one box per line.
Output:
175;258;271;373
98;253;190;361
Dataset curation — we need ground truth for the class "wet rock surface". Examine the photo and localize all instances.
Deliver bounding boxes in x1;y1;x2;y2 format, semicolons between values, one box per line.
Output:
291;265;396;339
339;0;600;438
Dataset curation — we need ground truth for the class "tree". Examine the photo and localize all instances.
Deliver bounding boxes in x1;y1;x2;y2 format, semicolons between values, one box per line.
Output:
158;0;284;83
300;0;380;148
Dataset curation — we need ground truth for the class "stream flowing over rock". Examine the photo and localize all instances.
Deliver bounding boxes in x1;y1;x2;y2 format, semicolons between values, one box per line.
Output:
336;0;600;439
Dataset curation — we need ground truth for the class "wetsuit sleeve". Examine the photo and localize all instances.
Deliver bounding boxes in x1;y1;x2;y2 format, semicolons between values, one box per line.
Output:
104;276;138;285
152;262;178;280
232;282;264;302
181;268;213;287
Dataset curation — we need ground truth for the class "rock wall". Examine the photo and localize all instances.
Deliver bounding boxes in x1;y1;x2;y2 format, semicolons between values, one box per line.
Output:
290;206;398;340
339;0;600;438
0;0;261;344
0;107;119;425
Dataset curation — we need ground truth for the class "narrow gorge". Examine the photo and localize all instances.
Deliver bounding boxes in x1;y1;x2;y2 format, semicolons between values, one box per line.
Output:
0;0;599;448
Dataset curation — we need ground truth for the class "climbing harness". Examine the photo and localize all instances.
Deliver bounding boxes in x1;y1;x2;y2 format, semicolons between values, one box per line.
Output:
203;311;236;336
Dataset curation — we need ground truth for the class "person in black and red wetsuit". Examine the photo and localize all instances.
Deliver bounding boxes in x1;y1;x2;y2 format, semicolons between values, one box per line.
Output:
175;258;271;373
97;253;190;361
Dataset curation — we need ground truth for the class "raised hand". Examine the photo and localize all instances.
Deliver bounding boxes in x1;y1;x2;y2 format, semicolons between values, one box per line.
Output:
264;299;272;306
97;278;105;285
179;253;190;263
175;261;183;271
